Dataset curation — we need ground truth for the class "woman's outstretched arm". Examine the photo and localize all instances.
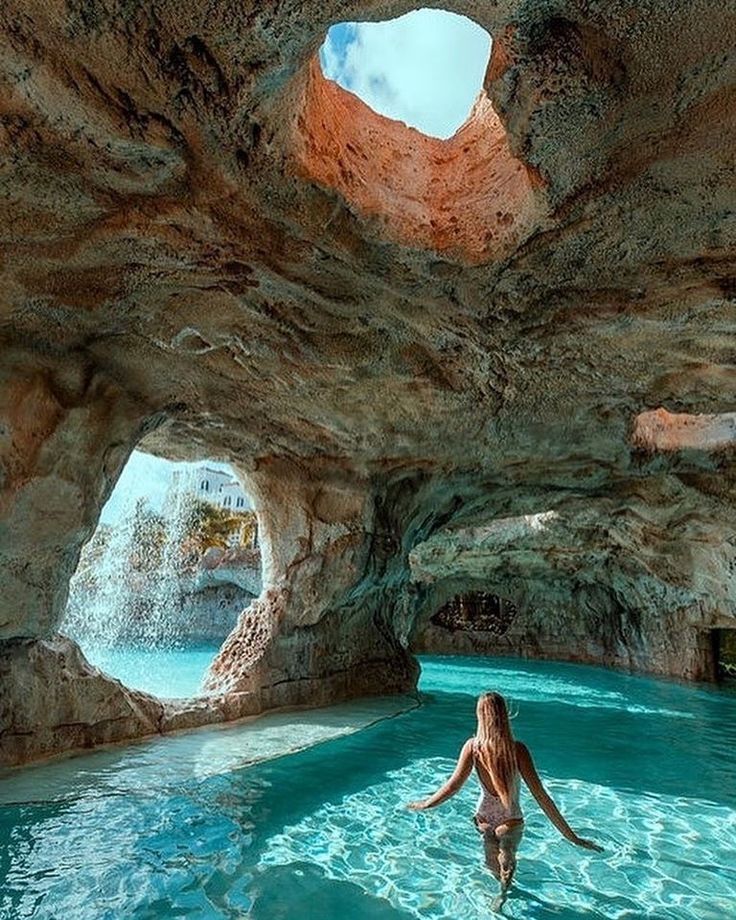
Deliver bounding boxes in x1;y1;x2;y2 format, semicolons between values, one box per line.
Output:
406;738;474;810
516;741;603;851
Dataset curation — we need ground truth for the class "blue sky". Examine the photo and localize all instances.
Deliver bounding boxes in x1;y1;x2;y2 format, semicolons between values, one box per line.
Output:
319;9;491;139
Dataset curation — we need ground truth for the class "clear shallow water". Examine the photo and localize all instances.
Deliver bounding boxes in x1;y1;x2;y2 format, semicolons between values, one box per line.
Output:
79;644;221;697
1;656;735;920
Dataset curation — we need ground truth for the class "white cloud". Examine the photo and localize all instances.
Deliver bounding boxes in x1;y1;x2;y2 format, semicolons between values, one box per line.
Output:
100;451;174;523
320;9;491;139
99;451;233;524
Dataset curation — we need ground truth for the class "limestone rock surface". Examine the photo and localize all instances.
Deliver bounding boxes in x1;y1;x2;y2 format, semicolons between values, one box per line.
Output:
197;546;263;596
0;635;261;765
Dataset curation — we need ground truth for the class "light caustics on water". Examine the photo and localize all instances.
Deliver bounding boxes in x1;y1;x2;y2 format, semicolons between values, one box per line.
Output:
1;656;734;920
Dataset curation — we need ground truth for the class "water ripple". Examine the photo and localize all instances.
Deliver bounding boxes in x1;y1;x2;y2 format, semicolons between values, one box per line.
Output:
1;656;734;920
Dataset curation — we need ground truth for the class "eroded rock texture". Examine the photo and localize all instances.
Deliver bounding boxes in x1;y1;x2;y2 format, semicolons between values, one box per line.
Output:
0;636;260;764
1;0;735;764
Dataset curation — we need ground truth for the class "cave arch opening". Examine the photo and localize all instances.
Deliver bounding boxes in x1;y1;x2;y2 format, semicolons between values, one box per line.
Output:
318;9;492;140
60;446;262;699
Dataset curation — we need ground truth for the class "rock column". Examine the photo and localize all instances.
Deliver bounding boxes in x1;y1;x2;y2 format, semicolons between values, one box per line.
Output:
205;460;419;706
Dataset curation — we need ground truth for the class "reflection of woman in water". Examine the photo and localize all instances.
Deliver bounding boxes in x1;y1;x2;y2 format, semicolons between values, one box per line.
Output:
407;692;603;911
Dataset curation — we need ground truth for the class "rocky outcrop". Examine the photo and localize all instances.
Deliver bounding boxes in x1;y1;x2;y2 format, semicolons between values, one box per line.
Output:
198;546;263;596
204;462;419;705
0;635;261;765
1;0;735;763
0;636;163;764
178;583;255;644
408;487;736;679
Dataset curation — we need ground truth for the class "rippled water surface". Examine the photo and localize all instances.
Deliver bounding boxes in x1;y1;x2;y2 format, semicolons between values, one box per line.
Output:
1;656;735;919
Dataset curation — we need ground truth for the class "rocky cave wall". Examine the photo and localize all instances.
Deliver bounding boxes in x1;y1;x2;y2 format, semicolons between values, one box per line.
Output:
1;0;735;765
408;477;736;680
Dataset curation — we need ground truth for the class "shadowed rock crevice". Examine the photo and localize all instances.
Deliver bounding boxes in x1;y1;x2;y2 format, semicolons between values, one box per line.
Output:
430;593;519;635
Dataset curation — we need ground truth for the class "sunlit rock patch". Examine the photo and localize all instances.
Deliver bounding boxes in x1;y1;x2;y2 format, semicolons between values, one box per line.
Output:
633;408;736;452
293;59;546;262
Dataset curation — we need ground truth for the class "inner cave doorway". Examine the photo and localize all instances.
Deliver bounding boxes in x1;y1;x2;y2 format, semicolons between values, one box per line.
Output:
431;592;519;636
713;629;736;683
60;449;262;698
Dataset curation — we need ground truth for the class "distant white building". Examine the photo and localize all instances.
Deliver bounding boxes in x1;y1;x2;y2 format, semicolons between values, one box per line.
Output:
170;465;252;512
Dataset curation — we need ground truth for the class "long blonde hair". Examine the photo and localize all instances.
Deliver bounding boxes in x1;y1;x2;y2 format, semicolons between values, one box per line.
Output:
475;692;518;808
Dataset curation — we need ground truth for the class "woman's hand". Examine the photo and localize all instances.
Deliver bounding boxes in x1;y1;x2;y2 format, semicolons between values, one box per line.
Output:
572;835;604;852
406;800;430;811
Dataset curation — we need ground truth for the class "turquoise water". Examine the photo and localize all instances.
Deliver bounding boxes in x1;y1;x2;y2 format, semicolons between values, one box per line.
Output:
80;644;221;698
1;656;735;919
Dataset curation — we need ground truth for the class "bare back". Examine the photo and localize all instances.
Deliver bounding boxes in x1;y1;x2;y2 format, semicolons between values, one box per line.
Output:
472;737;523;824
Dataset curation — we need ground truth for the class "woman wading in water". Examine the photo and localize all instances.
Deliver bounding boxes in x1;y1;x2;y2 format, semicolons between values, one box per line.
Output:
407;692;602;911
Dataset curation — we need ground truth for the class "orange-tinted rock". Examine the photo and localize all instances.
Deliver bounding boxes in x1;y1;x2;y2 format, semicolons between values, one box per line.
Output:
293;59;546;262
632;408;736;452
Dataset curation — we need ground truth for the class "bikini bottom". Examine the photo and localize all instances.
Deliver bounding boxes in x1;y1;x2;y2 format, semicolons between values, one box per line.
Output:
473;812;524;834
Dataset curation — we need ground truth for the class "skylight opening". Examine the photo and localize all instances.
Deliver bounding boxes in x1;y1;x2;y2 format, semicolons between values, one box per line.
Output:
319;8;492;140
